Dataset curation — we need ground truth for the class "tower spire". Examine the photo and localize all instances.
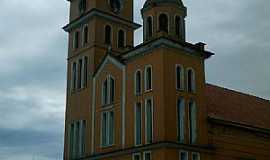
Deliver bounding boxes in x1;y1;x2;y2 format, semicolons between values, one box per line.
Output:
141;0;187;42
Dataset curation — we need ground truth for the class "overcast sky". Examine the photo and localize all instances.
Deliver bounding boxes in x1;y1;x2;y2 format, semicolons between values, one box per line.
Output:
0;0;269;159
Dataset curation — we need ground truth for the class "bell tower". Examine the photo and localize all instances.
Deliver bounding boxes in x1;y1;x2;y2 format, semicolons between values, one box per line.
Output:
141;0;187;42
63;0;140;159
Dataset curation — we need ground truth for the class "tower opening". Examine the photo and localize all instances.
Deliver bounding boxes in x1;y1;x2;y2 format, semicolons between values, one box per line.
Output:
159;14;168;33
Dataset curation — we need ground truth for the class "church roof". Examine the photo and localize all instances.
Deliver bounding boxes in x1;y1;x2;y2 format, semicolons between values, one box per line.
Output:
143;0;185;9
206;84;270;130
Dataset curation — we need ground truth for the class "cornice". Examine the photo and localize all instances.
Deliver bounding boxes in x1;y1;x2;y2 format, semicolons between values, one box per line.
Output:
63;8;141;32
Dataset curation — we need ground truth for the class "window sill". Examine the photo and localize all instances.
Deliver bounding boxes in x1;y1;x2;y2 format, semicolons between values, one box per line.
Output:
100;144;115;149
176;88;185;92
144;89;153;93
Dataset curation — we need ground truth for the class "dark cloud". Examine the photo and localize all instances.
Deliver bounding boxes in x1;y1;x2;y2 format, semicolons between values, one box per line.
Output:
0;0;269;159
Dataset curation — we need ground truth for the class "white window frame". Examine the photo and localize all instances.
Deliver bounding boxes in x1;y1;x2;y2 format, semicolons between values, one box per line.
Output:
191;152;200;160
186;68;196;93
134;101;143;146
100;110;114;147
145;97;154;144
175;64;184;91
134;69;142;96
133;153;142;160
179;150;188;160
188;100;197;144
143;151;152;160
177;97;185;143
101;75;115;106
144;65;153;92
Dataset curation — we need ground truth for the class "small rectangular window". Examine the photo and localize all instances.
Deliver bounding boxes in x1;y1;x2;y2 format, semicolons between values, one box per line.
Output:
143;152;151;160
191;152;200;160
133;153;141;160
179;151;188;160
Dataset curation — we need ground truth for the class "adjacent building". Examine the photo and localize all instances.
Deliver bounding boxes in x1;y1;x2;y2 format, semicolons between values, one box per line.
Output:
63;0;270;159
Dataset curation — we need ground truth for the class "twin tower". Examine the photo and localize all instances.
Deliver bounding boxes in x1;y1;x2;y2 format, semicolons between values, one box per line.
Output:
64;0;212;160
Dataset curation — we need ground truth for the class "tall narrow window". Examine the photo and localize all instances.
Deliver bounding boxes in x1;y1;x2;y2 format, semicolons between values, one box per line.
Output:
176;65;184;90
72;62;77;91
135;70;142;95
102;75;115;105
175;16;181;38
74;121;80;158
145;98;153;144
135;102;142;145
83;25;88;45
189;100;197;144
79;0;86;14
143;152;152;160
179;151;188;160
118;29;125;48
146;16;153;39
101;111;114;147
74;31;80;49
133;153;142;160
81;120;86;156
102;78;108;105
83;56;88;87
145;65;152;91
192;152;200;160
187;68;196;92
69;124;74;159
159;14;168;33
77;59;83;89
177;98;185;143
105;25;112;44
109;76;115;104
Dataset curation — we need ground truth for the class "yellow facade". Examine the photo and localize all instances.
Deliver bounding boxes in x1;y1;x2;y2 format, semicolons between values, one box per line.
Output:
63;0;270;160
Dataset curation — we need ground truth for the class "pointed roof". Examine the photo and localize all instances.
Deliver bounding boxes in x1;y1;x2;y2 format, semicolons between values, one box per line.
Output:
143;0;185;9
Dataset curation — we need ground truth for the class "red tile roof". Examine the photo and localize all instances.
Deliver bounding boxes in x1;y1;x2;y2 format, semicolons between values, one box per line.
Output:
206;84;270;129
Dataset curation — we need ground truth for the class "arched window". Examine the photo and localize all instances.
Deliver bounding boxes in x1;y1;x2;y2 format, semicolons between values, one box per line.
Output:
74;31;80;49
118;29;125;48
105;25;112;45
135;70;142;95
175;16;181;38
146;16;153;39
188;100;197;144
187;68;196;92
145;65;152;91
83;25;88;45
159;14;168;33
102;75;115;105
176;64;184;90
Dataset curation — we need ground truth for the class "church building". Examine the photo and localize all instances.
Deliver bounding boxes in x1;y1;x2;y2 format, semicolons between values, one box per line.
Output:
63;0;270;160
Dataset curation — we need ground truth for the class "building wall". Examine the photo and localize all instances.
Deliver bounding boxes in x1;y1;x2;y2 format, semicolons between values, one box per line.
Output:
209;123;270;160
